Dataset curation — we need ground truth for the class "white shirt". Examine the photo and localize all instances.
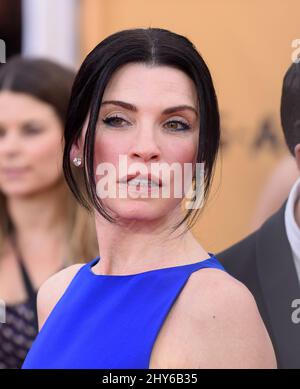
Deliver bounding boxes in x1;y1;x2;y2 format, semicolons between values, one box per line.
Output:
284;176;300;284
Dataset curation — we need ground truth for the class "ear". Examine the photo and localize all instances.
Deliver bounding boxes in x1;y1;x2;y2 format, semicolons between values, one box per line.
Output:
294;144;300;172
70;115;89;163
70;136;84;164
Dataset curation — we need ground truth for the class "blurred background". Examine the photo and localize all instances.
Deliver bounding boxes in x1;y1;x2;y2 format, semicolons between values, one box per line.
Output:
1;0;299;252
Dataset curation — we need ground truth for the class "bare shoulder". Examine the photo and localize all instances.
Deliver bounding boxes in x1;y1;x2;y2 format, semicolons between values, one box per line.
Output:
188;269;277;367
162;267;277;368
36;263;86;331
187;266;257;306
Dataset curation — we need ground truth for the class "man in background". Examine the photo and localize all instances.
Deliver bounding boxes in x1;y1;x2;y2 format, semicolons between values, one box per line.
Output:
218;61;300;369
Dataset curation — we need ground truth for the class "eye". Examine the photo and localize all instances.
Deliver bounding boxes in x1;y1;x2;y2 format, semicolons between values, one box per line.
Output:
22;124;44;135
0;127;6;138
102;115;129;128
164;120;191;132
101;115;192;132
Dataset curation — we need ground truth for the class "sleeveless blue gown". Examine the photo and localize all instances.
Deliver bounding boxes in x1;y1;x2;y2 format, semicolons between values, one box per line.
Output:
22;253;226;369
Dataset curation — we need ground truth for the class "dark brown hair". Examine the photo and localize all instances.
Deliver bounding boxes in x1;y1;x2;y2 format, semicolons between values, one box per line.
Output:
0;55;75;123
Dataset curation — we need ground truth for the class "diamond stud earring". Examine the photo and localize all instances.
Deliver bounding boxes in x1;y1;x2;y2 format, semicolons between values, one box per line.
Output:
73;157;82;167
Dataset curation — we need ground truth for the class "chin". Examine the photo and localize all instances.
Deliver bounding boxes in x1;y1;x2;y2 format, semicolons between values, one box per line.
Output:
0;185;31;197
105;199;170;222
0;182;48;198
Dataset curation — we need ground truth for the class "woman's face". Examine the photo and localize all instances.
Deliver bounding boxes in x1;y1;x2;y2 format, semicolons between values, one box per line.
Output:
0;91;64;197
84;63;200;222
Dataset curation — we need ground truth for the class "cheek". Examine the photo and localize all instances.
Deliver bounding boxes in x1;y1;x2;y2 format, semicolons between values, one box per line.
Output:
94;134;127;167
162;138;198;195
164;138;198;165
93;135;127;189
26;133;64;175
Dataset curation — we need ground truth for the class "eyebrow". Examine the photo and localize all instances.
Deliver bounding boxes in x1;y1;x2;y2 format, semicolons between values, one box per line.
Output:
0;119;44;127
100;100;198;117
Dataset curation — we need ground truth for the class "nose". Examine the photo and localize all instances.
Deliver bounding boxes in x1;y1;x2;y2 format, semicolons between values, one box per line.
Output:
128;126;161;163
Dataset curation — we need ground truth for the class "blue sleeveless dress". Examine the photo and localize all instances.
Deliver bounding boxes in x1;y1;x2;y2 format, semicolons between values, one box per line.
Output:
22;253;226;369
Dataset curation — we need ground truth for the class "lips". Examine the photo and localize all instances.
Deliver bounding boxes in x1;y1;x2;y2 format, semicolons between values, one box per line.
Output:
118;172;162;187
2;167;27;171
1;167;29;176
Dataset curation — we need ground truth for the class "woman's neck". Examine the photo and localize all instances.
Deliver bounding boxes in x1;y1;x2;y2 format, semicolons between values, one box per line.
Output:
6;181;71;265
94;208;209;276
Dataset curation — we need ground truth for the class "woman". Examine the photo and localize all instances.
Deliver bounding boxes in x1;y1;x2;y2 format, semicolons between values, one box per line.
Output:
0;57;98;369
22;28;276;369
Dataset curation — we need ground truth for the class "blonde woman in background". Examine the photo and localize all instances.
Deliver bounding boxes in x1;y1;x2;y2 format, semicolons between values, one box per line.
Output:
0;57;98;369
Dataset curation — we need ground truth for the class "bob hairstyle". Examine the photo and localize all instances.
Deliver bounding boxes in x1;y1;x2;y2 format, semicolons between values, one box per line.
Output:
63;27;220;233
0;56;98;262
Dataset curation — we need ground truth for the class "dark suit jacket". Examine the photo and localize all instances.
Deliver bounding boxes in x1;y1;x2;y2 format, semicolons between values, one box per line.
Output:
218;201;300;368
